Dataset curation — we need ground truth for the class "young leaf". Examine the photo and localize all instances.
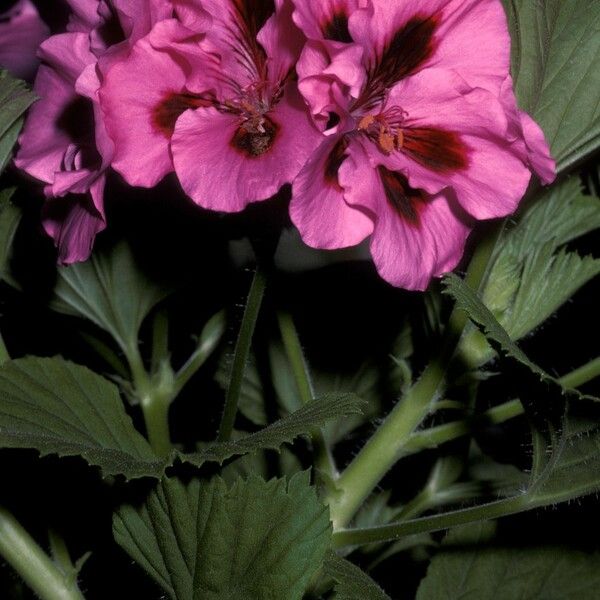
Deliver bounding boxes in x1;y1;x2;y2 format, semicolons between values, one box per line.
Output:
504;0;600;170
0;357;165;478
417;523;600;599
444;274;564;389
181;392;366;467
50;241;172;354
324;553;391;600
0;70;36;171
113;473;331;600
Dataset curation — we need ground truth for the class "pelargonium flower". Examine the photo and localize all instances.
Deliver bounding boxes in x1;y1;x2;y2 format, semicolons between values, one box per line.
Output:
289;0;556;289
15;0;173;263
0;0;50;81
100;0;323;212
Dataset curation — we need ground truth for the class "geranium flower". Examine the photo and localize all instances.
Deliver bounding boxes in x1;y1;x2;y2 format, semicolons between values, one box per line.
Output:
100;0;323;212
289;0;556;289
14;1;172;263
0;0;50;81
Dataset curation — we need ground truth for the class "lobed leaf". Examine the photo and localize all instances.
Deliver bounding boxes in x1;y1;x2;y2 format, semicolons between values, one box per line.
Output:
113;473;331;600
0;69;36;171
324;552;391;600
50;241;172;354
417;523;600;599
0;356;165;479
504;0;600;171
182;392;366;467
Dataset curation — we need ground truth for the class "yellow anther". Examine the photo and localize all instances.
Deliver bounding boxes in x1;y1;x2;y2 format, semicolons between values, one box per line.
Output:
378;126;395;154
396;129;404;149
358;115;375;130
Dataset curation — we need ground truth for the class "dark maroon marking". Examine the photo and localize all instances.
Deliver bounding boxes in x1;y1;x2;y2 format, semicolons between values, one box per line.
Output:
235;0;276;35
324;137;349;189
378;166;424;225
403;128;469;173
231;116;278;158
322;12;352;43
152;92;211;137
356;15;438;110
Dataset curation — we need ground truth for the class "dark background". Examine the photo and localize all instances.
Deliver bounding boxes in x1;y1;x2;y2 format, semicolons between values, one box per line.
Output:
0;1;599;597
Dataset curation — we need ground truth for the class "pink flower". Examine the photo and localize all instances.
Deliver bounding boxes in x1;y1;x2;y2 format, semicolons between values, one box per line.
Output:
0;0;50;81
100;0;323;212
15;1;171;263
289;0;556;290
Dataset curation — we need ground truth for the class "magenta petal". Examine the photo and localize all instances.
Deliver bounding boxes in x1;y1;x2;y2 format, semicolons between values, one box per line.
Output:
377;69;532;220
339;141;471;290
258;0;306;84
99;20;200;187
290;136;374;249
0;0;50;81
173;84;323;212
42;176;107;265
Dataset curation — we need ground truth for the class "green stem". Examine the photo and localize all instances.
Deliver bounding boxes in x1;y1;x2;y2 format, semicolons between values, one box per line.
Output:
217;264;267;442
277;310;337;479
0;507;85;600
332;495;529;548
327;225;502;529
560;357;600;389
404;399;524;454
126;343;172;457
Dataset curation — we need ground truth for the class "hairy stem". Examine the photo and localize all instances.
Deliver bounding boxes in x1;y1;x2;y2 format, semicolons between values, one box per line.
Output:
277;310;338;479
327;226;502;529
0;507;85;600
217;264;267;442
126;343;172;457
332;495;529;548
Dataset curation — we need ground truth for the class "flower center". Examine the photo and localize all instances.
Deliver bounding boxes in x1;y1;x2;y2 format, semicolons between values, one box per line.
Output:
227;82;279;158
357;107;407;154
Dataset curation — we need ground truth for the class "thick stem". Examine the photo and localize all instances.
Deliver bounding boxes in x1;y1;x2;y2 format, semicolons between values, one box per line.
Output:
0;507;85;600
217;264;267;442
327;226;502;529
277;310;337;479
126;343;172;457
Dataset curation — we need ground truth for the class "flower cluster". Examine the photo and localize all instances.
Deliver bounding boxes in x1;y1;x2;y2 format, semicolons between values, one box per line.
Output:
14;0;555;289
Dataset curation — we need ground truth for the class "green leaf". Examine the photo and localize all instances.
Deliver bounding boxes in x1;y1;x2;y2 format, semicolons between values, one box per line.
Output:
182;392;366;467
113;473;331;600
324;553;391;600
444;274;564;389
50;241;171;353
417;522;600;599
528;412;600;506
504;0;600;170
483;178;600;342
0;70;36;171
0;188;21;277
0;356;165;479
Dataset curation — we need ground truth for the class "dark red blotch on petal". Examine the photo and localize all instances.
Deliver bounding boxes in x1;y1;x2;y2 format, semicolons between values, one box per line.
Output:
152;92;211;137
322;12;353;43
358;15;438;110
403;128;469;173
378;166;424;225
231;116;278;158
324;137;349;189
